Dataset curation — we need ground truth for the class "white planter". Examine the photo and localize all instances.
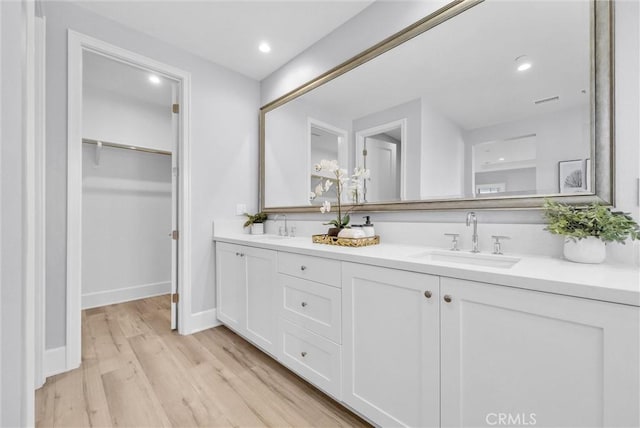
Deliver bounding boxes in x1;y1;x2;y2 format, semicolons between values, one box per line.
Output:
250;223;264;235
563;236;606;264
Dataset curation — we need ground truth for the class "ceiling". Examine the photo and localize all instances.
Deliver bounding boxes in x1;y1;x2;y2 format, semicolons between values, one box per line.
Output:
73;0;374;81
288;0;590;131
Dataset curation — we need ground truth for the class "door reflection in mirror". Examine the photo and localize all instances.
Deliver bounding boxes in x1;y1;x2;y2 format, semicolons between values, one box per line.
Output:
356;119;406;203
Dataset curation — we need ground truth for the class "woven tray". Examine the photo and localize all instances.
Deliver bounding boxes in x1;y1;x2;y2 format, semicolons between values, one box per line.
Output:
312;234;380;247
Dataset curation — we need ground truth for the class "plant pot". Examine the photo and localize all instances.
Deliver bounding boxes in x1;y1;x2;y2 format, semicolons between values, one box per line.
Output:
563;236;606;264
250;223;264;235
327;227;341;237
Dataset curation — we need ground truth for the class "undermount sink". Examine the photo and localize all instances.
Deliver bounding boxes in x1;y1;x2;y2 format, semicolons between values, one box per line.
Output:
410;249;521;269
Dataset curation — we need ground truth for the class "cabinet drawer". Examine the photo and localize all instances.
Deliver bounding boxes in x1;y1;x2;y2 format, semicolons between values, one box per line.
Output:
278;318;341;399
279;274;341;343
278;252;341;287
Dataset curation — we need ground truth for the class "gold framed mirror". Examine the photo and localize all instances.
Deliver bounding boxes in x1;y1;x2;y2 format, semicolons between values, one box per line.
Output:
260;0;613;213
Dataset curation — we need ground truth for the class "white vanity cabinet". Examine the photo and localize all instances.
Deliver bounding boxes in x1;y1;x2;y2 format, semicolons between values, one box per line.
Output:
213;237;640;428
215;242;277;354
440;277;640;428
342;262;440;428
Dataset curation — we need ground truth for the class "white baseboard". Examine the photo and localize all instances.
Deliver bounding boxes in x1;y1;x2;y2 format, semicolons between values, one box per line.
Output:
184;308;221;334
82;281;171;309
44;346;67;378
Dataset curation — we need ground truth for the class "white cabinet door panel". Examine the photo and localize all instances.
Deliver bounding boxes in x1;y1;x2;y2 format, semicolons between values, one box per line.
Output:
245;247;277;354
441;277;640;428
215;242;245;331
342;262;440;428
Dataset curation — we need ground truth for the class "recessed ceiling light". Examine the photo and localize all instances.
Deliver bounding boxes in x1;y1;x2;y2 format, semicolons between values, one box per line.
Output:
148;75;161;85
499;157;505;161
258;42;271;53
515;55;532;72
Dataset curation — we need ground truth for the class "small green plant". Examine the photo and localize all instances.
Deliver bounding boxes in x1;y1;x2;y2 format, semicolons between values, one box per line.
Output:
243;212;268;228
543;199;640;243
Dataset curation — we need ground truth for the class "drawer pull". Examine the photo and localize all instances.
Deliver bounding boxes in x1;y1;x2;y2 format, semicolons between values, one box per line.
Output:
444;295;452;303
300;351;307;357
300;265;307;271
424;290;432;299
301;302;308;307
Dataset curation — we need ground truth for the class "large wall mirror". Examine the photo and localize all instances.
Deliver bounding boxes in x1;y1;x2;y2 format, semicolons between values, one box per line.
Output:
260;0;613;212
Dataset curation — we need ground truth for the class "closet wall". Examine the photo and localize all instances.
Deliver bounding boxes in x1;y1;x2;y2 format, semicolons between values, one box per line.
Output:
81;52;173;309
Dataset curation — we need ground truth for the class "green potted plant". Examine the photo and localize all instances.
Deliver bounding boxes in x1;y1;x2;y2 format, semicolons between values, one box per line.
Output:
243;211;268;235
543;199;640;263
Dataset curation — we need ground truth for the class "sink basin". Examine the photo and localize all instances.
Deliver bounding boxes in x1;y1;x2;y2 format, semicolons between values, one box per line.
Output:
410;249;521;269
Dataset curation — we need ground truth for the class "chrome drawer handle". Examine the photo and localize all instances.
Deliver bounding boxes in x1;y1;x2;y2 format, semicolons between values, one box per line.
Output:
444;295;452;303
301;351;307;357
300;265;307;271
301;302;308;307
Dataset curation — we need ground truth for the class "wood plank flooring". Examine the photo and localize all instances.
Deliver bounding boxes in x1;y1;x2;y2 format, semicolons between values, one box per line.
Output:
36;295;369;428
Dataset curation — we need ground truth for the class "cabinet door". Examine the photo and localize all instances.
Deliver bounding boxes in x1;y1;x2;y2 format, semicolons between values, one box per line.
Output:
441;277;640;428
244;246;277;354
215;242;246;331
342;262;440;428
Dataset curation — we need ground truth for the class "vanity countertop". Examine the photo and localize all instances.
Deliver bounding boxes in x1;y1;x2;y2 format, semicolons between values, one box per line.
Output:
213;232;640;307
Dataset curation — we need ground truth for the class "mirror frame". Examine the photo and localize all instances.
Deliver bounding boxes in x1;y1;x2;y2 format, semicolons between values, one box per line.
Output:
259;0;614;213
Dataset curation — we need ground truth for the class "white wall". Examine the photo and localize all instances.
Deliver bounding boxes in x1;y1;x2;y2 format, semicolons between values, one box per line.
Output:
81;145;171;308
420;97;465;199
43;1;260;349
261;0;640;265
265;97;350;207
1;1;28;425
82;85;173;152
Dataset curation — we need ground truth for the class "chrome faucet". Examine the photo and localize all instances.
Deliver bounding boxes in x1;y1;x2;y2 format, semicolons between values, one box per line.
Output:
274;214;288;236
466;211;479;253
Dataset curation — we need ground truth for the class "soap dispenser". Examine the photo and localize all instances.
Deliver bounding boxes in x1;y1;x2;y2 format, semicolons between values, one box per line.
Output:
362;216;375;237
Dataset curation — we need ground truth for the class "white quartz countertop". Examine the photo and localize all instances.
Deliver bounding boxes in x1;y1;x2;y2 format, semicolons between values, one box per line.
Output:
213;232;640;307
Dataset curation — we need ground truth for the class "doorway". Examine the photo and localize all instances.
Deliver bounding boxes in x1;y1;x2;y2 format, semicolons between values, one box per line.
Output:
66;31;192;371
81;51;177;330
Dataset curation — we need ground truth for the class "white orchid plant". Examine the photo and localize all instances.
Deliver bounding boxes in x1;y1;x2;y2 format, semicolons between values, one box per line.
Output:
309;159;370;229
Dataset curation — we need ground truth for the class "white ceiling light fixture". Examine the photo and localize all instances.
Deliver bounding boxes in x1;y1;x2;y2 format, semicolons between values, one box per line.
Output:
148;74;161;85
258;41;271;54
515;55;532;72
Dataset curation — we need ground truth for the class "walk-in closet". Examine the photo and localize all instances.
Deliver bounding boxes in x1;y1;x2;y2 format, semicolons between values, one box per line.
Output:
81;51;177;327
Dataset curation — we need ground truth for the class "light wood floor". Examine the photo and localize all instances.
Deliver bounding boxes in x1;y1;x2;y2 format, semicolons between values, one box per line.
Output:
36;295;369;428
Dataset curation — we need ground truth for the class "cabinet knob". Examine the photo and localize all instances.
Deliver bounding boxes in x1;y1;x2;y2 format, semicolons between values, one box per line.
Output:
444;295;452;303
301;351;307;358
300;265;307;271
424;290;432;299
301;302;308;307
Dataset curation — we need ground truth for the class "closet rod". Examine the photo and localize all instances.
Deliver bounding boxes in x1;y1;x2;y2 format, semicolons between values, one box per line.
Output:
82;138;172;156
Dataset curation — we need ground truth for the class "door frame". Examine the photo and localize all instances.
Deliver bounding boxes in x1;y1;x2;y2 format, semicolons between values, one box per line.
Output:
66;31;192;370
